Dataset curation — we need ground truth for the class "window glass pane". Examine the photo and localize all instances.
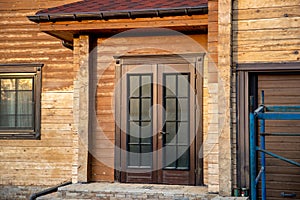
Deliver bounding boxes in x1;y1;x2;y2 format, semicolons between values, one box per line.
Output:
178;122;189;145
17;78;32;90
129;76;139;97
141;145;152;166
18;91;33;115
178;74;189;97
141;99;151;120
165;98;176;120
141;122;151;143
1;79;15;90
165;122;176;144
129;99;139;120
0;91;16;114
17;115;32;128
141;76;151;97
178;98;189;121
0;116;15;128
177;146;190;168
164;145;176;168
165;75;176;97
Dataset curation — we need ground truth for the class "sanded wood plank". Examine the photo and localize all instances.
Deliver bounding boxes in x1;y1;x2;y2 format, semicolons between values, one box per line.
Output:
233;6;300;20
233;0;300;10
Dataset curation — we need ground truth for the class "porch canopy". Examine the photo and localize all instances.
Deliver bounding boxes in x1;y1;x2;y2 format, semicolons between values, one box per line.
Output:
27;0;208;44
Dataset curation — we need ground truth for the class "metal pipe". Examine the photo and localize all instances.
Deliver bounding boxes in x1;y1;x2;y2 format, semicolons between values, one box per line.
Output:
249;106;257;200
266;105;300;112
257;148;300;167
255;166;264;185
260;132;300;136
257;112;300;120
29;181;71;200
259;91;266;200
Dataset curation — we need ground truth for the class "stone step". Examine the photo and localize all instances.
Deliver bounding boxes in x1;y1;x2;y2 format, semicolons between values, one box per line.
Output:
35;183;249;200
60;183;212;200
36;192;61;200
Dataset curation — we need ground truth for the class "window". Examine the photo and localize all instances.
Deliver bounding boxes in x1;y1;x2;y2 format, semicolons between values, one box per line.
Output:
0;64;42;139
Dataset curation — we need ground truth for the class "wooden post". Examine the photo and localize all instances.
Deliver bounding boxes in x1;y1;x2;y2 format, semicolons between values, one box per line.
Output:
72;35;90;183
218;0;233;196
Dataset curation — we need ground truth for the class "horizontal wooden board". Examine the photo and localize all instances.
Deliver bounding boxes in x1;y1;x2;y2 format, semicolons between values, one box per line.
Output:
234;50;299;62
233;6;300;20
233;0;300;10
233;17;300;31
233;39;300;52
233;28;300;41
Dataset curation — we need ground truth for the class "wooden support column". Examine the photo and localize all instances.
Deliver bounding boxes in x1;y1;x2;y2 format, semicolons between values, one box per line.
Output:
207;0;220;194
72;35;90;183
218;0;233;196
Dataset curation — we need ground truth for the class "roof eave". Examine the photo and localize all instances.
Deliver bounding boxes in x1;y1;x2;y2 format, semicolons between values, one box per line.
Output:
28;6;208;23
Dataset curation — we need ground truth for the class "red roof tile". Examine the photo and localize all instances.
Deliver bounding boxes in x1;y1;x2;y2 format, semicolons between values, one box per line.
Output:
37;0;208;15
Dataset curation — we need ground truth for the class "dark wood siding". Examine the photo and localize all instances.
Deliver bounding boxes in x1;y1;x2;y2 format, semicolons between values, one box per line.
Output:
258;74;300;200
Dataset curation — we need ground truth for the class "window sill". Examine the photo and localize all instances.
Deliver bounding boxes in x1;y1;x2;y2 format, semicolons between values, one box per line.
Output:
0;132;40;140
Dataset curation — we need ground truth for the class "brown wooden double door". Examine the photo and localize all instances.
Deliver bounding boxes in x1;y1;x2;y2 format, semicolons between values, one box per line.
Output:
119;60;199;185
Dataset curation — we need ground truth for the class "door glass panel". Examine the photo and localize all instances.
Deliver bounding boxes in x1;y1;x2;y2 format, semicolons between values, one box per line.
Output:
177;146;190;169
178;74;189;97
127;74;153;168
177;122;189;145
165;98;176;120
178;98;189;121
165;75;176;97
141;76;151;97
129;76;140;97
141;145;152;166
165;145;176;168
129;99;139;120
128;145;140;166
141;99;151;120
163;73;190;170
141;122;152;143
165;122;176;144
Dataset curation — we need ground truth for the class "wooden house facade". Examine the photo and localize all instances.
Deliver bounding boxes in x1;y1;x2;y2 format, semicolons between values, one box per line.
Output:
0;0;299;199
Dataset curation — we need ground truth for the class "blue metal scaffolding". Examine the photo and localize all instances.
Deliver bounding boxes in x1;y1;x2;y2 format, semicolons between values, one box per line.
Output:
249;91;300;200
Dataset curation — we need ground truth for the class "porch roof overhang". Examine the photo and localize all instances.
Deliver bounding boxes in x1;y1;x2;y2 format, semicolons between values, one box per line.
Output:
27;0;208;46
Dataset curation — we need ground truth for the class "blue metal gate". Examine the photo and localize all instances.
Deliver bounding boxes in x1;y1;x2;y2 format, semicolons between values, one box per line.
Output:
249;91;300;200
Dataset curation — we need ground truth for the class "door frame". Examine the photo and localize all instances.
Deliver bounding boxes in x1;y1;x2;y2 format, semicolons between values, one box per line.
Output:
114;53;205;185
236;62;300;188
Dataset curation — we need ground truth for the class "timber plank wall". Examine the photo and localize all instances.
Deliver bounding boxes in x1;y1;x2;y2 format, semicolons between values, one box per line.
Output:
0;0;78;186
233;0;300;63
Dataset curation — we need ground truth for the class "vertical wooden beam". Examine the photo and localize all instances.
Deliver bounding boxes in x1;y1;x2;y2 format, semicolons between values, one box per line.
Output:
218;0;233;196
72;35;90;183
207;0;220;194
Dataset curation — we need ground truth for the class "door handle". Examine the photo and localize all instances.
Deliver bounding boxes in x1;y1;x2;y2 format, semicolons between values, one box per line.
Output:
160;131;168;135
281;192;296;198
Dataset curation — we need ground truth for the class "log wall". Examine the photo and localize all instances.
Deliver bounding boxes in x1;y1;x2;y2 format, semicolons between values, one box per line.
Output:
233;0;300;63
0;0;78;186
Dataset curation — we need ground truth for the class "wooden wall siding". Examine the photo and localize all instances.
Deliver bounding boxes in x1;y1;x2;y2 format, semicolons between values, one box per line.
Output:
0;0;78;186
233;0;300;63
206;0;219;193
90;33;208;182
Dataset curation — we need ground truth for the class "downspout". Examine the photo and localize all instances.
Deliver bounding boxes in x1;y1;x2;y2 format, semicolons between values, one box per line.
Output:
29;181;72;200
